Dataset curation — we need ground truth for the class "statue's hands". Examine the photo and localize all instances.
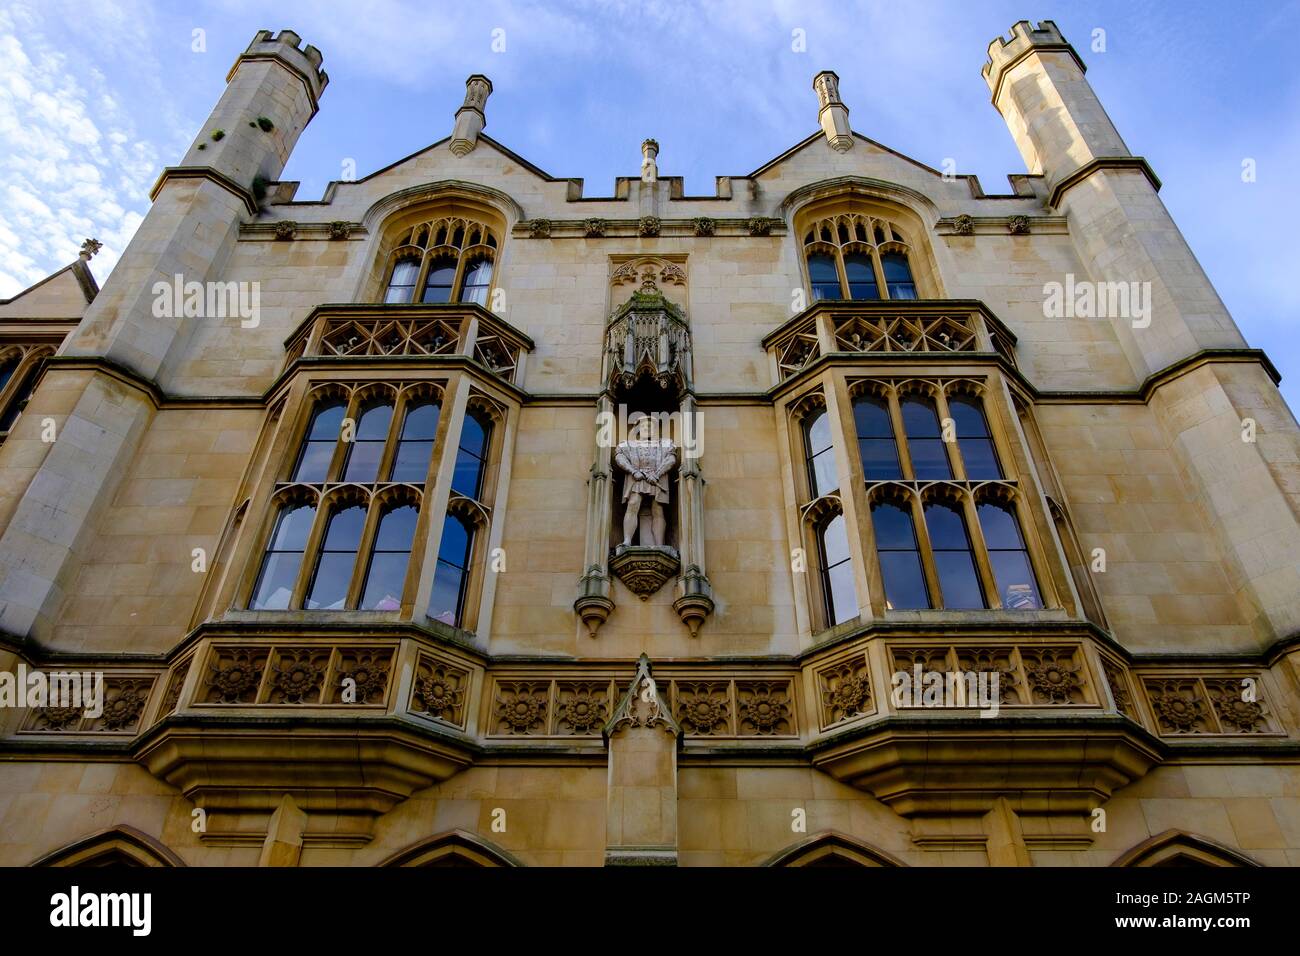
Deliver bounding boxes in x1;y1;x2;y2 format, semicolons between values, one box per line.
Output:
633;470;646;481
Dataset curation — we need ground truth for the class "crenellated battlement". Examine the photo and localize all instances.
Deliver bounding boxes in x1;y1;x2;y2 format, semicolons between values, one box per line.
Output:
982;19;1082;95
228;28;329;105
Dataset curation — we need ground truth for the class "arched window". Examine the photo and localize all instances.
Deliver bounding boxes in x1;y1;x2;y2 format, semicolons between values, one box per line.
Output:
949;397;1001;479
293;401;346;482
977;501;1041;609
461;258;492;306
843;254;878;300
881;253;916;299
360;503;418;610
342;402;394;483
251;502;317;610
421;258;457;303
801;212;925;302
818;513;858;625
380;214;500;306
804;408;837;497
429;513;474;626
854;396;901;480
0;354;18;392
924;501;984;608
384;257;420;303
390;401;440;482
900;396;951;479
807;254;839;302
305;503;367;610
0;365;38;433
872;500;929;610
451;410;491;499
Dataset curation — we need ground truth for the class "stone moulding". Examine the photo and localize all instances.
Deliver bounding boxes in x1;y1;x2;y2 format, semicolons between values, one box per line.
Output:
609;545;680;600
511;217;787;239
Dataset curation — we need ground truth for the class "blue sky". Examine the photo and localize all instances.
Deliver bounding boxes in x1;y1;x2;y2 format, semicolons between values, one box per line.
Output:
1;0;1297;406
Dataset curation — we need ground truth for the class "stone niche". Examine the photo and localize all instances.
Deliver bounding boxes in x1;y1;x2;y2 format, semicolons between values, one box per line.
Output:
574;260;713;638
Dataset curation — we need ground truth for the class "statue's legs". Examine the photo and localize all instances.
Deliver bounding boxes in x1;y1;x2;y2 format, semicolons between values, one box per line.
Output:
650;500;666;547
622;492;643;546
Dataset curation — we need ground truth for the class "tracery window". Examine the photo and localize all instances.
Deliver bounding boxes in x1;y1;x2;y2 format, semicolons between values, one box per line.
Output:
853;379;1044;612
0;344;55;440
382;216;499;305
247;383;442;612
801;213;919;302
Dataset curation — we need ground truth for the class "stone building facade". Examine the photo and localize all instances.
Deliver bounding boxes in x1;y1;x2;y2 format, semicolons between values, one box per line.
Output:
1;20;1298;867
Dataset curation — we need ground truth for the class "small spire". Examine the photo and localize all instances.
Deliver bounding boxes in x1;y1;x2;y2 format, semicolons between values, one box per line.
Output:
641;138;659;183
450;75;493;156
813;71;852;152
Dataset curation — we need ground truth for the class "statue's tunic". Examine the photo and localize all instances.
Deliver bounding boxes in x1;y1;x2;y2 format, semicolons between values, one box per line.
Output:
615;439;676;505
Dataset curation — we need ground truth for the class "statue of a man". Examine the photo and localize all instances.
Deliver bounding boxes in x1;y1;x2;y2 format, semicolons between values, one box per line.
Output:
614;414;677;548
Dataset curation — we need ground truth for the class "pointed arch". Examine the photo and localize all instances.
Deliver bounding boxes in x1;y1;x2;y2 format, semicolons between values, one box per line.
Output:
1110;830;1261;868
763;831;906;867
31;826;185;867
379;829;522;867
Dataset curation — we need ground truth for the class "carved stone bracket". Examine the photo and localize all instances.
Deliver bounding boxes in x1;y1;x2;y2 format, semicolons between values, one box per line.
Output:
610;545;680;599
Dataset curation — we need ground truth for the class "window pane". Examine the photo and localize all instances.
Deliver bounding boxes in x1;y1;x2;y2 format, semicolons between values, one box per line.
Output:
808;449;837;497
437;514;472;567
0;358;18;392
806;410;832;455
950;398;1001;479
422;260;457;303
459;413;487;457
882;253;916;299
925;502;984;609
428;562;466;626
872;501;916;550
402;402;439;440
270;503;316;550
391;440;434;482
250;552;302;610
460;258;492;306
306;505;366;610
844;254;878;300
990;551;1042;609
854;398;901;480
343;440;385;483
826;561;857;625
977;502;1023;550
385;258;420;303
355;403;393;440
321;505;366;550
451;414;491;499
901;398;951;479
294;402;345;482
879;551;930;610
373;504;418;551
821;514;851;567
360;553;410;611
307;402;345;440
807;253;839;301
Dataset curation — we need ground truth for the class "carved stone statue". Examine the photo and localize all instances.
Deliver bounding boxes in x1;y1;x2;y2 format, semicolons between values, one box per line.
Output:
614;414;677;548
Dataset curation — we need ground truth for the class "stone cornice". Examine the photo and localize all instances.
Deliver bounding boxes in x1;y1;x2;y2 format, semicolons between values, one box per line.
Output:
1047;156;1162;209
149;166;260;216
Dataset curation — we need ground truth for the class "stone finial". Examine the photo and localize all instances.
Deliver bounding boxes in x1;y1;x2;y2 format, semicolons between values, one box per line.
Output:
813;70;852;152
641;138;659;183
79;238;102;260
450;74;493;156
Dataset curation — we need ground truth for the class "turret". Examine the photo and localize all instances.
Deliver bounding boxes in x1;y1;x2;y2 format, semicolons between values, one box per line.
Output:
813;70;852;152
450;75;493;156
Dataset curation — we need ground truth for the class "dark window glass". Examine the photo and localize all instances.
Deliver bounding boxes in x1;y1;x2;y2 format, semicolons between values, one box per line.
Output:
924;501;985;608
305;504;366;610
451;411;491;499
0;357;18;393
460;258;492;306
384;257;420;304
819;514;858;626
882;253;916;300
854;397;902;480
949;397;1001;479
807;253;840;301
250;503;316;609
901;397;951;479
0;367;36;431
292;401;346;482
977;502;1042;609
844;253;879;300
804;409;837;497
360;504;418;611
390;401;440;482
872;501;930;610
429;514;473;626
342;402;394;483
421;258;457;303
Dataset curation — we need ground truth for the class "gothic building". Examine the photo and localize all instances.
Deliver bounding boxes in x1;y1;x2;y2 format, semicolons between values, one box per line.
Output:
1;21;1298;867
